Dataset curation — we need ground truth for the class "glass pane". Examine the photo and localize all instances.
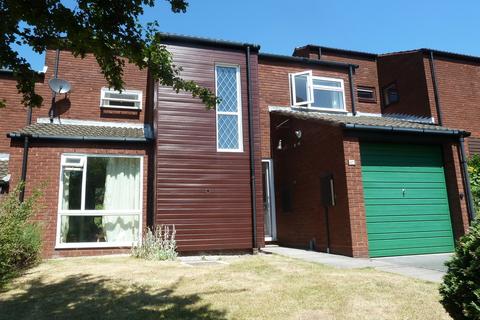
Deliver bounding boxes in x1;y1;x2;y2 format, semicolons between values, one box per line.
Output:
358;89;374;100
61;169;83;210
216;66;238;112
104;92;139;100
59;215;139;243
105;100;137;108
294;74;309;104
312;89;344;109
85;157;141;211
262;162;272;237
313;78;342;88
218;114;239;149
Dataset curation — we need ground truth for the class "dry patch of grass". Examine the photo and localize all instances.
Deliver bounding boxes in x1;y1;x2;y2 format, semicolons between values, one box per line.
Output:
0;254;450;320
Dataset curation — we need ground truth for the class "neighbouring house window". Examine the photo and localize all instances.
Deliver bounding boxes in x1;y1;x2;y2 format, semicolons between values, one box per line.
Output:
57;155;142;248
290;71;346;111
357;86;377;103
216;65;243;152
100;87;142;110
383;83;399;106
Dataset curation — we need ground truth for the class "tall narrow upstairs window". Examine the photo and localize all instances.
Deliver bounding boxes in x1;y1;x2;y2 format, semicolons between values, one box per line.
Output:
216;65;243;152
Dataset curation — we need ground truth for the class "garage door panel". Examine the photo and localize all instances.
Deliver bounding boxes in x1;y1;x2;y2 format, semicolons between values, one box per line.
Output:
363;182;446;189
363;172;446;183
361;143;454;257
366;204;450;215
368;230;454;241
365;198;448;206
363;188;448;199
369;237;454;251
366;214;451;223
370;245;454;257
367;220;453;234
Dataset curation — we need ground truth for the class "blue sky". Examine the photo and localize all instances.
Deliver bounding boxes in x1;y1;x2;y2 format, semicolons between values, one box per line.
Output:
16;0;480;71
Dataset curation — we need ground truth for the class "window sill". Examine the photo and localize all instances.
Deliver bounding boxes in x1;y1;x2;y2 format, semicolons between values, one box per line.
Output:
55;242;138;249
291;106;348;114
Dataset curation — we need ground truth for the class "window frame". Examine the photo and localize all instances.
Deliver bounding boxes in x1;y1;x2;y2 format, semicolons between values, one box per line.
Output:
357;86;377;103
310;76;346;112
290;70;314;106
55;154;143;249
215;64;244;153
100;87;143;110
382;82;400;107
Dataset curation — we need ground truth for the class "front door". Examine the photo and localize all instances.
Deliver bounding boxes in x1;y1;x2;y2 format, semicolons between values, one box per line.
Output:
262;159;277;241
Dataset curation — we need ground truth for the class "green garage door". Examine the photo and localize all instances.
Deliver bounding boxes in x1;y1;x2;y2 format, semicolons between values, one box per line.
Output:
361;143;455;257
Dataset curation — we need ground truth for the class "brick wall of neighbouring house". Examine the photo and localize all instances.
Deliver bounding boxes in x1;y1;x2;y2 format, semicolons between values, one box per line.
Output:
258;58;351;159
8;140;150;258
377;51;434;119
293;48;381;115
271;115;355;256
31;49;151;125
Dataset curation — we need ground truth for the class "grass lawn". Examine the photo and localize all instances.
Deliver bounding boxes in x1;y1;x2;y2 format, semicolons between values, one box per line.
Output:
0;254;450;320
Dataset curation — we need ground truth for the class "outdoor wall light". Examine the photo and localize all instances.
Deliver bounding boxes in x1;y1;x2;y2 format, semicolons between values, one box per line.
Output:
295;130;302;139
277;139;283;150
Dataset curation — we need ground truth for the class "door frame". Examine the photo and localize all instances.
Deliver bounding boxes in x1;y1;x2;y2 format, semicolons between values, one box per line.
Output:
262;159;277;241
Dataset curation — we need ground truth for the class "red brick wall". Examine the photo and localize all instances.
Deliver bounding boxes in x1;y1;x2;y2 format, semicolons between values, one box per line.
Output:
342;137;368;258
258;58;351;158
377;51;433;118
271;116;355;256
442;142;470;238
31;50;150;125
8;141;150;258
293;49;381;114
0;74;35;152
424;55;480;153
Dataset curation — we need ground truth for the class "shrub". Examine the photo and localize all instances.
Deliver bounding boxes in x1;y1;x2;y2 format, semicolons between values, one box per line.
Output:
468;155;480;213
0;184;42;285
440;218;480;320
131;225;177;261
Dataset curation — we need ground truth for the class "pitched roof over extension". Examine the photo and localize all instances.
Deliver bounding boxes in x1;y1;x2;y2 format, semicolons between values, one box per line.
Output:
269;107;469;137
8;123;151;142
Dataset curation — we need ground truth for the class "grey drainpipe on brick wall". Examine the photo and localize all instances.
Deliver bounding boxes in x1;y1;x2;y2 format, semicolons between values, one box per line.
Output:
246;45;258;251
348;65;357;116
429;51;444;126
459;137;476;222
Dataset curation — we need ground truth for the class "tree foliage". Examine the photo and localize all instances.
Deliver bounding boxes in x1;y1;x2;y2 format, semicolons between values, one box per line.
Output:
468;155;480;213
0;0;218;109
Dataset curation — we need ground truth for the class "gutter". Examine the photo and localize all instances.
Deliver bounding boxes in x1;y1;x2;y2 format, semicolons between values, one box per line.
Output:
159;32;260;51
259;53;359;69
8;133;149;143
245;45;258;252
343;123;470;137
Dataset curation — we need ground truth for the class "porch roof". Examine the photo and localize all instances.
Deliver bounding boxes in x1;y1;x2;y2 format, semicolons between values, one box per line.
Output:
269;107;470;137
8;123;151;142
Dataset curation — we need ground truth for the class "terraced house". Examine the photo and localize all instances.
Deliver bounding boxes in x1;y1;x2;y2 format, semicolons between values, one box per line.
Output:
0;33;476;258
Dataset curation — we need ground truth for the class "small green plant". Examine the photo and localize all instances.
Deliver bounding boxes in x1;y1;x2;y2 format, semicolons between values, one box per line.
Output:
0;184;42;286
131;225;177;261
440;218;480;320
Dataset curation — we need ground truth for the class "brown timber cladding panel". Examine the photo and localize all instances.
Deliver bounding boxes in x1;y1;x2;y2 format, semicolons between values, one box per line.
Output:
468;137;480;155
155;43;264;252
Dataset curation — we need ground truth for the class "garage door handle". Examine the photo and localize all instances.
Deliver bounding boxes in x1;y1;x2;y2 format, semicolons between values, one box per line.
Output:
402;188;406;197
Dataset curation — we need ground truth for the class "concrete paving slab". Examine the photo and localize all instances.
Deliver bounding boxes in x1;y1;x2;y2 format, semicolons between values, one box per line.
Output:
262;245;449;283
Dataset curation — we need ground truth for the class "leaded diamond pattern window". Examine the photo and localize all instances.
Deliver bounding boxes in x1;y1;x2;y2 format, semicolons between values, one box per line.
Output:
216;65;242;152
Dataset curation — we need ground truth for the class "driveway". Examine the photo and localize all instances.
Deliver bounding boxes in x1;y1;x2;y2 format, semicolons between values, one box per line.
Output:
262;246;452;283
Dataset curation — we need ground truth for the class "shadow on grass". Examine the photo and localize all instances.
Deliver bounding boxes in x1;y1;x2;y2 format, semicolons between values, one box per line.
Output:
0;274;228;320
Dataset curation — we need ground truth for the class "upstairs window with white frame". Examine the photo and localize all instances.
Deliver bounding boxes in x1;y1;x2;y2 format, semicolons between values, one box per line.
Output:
215;65;243;152
100;88;142;110
58;154;142;248
290;71;346;111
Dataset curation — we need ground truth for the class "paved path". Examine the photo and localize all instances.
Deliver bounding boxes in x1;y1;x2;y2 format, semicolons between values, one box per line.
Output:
262;246;450;283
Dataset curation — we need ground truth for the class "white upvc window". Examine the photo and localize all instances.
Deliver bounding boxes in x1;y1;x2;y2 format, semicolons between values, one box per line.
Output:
290;71;346;112
215;64;243;152
100;88;142;110
56;154;143;249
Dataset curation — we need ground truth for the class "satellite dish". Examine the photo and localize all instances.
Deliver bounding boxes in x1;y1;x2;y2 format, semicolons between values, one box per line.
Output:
48;78;71;94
